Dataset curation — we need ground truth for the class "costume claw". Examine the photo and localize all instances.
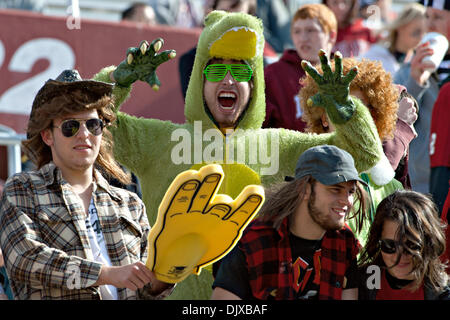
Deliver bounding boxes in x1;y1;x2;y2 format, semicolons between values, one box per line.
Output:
127;53;133;65
152;84;160;91
154;40;162;52
301;60;308;69
140;42;148;55
169;51;177;59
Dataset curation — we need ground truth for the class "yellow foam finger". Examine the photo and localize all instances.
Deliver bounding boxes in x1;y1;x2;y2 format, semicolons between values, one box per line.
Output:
223;185;264;222
147;164;265;283
147;170;200;271
225;196;264;228
153;233;208;283
147;165;224;275
206;203;232;219
189;173;222;213
157;170;200;216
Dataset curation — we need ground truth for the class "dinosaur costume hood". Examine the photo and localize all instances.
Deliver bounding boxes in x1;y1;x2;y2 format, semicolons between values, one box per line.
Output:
184;11;266;130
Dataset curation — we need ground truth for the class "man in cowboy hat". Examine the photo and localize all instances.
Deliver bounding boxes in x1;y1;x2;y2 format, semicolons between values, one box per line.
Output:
0;70;173;300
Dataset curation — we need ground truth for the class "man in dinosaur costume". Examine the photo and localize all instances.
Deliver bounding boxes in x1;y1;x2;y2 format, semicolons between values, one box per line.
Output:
93;11;390;299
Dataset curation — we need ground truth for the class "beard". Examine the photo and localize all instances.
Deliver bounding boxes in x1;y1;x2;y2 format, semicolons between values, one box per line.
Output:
307;187;345;231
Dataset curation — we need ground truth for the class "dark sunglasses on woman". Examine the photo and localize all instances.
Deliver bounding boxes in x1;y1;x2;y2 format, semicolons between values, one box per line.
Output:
379;238;421;254
53;118;105;137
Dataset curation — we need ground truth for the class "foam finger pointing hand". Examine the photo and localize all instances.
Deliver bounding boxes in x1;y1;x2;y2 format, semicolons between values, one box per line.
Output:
223;185;265;228
189;165;224;213
159;172;200;218
206;194;233;219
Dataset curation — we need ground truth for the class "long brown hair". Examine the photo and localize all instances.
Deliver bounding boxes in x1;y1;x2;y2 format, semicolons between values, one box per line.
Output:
359;190;449;292
22;89;131;185
259;175;368;232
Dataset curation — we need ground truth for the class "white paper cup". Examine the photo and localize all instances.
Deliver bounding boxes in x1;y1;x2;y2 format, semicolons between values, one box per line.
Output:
420;32;449;71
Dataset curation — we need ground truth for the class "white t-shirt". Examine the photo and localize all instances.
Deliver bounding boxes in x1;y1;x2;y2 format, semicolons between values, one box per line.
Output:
86;198;118;300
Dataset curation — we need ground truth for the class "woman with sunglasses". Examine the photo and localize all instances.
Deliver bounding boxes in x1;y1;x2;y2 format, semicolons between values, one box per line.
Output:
358;190;450;300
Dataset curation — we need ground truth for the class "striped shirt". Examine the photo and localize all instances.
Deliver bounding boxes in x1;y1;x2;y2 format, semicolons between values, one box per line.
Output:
0;162;164;300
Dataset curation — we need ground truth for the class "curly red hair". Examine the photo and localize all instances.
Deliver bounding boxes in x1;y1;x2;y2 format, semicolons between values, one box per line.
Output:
299;57;399;141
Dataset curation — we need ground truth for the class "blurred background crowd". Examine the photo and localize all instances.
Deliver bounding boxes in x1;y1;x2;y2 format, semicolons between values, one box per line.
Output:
0;0;437;56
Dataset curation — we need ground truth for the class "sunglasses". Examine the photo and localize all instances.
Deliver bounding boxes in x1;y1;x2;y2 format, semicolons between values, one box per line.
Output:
379;239;421;254
203;64;253;82
53;118;105;138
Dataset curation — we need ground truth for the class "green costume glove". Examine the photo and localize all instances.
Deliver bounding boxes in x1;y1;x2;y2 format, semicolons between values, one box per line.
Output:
113;39;176;90
301;50;357;124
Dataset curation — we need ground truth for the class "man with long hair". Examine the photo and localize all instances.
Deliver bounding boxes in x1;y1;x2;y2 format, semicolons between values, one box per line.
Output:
211;145;369;300
0;70;173;299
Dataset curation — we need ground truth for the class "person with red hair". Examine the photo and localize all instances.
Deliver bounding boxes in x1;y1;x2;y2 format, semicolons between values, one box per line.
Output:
263;3;338;132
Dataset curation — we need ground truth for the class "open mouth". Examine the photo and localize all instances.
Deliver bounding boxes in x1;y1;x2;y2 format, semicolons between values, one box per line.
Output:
299;45;312;52
218;92;237;110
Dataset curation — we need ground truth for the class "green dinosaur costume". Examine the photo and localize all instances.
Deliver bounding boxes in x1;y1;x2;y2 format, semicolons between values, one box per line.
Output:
93;11;388;299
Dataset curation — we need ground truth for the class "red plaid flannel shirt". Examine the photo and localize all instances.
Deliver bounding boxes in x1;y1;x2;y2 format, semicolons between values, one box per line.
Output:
239;217;360;300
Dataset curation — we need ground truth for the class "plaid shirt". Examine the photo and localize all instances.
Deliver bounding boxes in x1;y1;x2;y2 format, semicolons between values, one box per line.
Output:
0;162;163;300
239;217;360;300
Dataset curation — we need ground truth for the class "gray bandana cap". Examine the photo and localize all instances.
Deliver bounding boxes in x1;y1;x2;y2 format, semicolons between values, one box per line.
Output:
295;145;368;186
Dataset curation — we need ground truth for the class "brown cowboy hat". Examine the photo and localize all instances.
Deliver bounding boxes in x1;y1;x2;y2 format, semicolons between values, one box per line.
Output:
30;69;113;113
28;70;114;138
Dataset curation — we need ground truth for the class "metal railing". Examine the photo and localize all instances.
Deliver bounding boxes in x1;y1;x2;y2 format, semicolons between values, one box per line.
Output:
0;125;26;177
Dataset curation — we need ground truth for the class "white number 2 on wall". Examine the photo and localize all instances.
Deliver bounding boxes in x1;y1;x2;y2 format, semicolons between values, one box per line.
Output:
0;38;75;115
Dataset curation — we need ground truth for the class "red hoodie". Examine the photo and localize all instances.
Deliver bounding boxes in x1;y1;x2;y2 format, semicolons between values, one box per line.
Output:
334;18;377;57
263;49;307;131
